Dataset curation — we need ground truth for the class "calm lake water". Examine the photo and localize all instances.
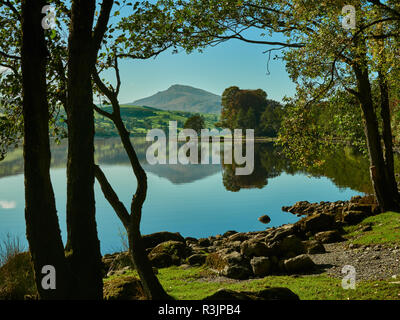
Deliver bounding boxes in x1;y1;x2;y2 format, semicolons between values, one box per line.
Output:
0;138;370;254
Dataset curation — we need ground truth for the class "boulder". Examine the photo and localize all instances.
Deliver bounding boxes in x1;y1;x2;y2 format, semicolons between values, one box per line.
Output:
302;240;326;254
223;230;238;238
106;252;134;273
240;239;272;258
148;240;190;267
342;210;368;225
187;254;207;266
250;256;272;277
198;238;211;247
227;232;249;242
142;232;185;250
148;252;173;268
269;235;305;258
314;230;344;244
258;215;271;224
204;288;299;300
284;254;315;274
103;276;146;300
299;213;336;234
221;265;252;280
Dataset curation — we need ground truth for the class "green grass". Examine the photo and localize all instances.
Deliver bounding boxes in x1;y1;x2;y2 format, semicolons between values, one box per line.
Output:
344;211;400;246
104;265;400;300
94;104;220;137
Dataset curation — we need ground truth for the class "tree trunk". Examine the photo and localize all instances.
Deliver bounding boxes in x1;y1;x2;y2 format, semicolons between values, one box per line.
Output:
21;0;72;299
65;0;102;299
353;62;400;212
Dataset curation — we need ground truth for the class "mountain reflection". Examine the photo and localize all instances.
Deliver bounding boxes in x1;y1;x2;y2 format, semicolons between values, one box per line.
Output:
0;138;377;193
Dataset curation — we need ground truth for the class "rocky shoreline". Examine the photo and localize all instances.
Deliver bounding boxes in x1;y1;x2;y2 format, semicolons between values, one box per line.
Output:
103;195;394;283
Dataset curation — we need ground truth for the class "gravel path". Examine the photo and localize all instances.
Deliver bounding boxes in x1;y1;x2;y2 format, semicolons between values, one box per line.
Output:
310;242;400;281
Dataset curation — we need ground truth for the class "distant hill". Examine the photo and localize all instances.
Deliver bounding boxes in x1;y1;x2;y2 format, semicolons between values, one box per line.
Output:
94;104;219;137
132;84;222;114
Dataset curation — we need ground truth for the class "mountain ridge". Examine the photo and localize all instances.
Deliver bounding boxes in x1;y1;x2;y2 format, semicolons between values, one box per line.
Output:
132;84;222;114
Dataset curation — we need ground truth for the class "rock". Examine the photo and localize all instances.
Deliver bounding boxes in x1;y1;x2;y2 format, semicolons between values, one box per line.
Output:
142;232;185;250
299;213;336;234
203;288;299;300
302;240;326;254
148;240;191;267
198;238;211;247
258;215;271;224
227;232;249;242
256;287;300;300
185;237;198;245
221;265;252;280
267;224;299;243
284;254;315;274
342;210;368;225
314;230;344;244
148;252;173;268
240;240;272;258
270;235;305;258
223;230;238;238
107;252;134;273
103;276;146;300
250;257;272;277
187;254;207;266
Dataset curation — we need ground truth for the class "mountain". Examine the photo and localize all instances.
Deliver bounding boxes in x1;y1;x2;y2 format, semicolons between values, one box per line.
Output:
132;84;222;114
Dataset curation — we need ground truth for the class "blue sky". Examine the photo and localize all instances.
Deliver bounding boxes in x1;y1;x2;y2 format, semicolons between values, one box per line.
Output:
111;36;296;104
90;1;297;104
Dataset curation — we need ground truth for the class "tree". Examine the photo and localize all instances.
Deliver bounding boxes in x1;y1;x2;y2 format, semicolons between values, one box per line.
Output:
183;114;205;134
20;0;72;299
217;86;280;136
139;0;400;212
92;58;172;300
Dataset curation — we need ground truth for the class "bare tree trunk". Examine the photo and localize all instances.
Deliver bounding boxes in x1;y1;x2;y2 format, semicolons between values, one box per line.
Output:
92;67;171;300
21;0;72;299
65;0;102;299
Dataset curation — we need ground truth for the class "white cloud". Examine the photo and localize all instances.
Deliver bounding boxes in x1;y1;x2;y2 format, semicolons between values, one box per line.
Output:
0;200;16;209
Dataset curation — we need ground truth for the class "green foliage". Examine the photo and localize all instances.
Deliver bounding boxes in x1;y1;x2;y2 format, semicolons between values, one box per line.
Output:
0;252;36;300
217;86;283;137
183;114;205;134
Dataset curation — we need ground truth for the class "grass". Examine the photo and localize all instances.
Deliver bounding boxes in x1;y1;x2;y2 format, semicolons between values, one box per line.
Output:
104;265;400;300
344;211;400;246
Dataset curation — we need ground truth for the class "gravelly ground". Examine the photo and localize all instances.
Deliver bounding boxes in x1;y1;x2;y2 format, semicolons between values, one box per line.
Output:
310;242;400;281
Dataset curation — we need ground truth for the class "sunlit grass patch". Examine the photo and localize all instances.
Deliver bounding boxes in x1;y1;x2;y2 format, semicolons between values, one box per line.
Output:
344;211;400;246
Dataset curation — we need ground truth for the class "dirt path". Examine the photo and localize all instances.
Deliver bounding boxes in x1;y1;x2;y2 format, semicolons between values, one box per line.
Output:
310;242;400;281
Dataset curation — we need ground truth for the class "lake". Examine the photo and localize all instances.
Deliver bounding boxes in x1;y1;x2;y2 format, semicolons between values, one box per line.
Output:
0;138;370;254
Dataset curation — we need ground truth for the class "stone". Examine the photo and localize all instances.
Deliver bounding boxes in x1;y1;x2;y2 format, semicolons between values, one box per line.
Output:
240;239;272;258
342;210;368;225
103;276;146;300
198;238;211;247
227;232;249;242
314;230;344;244
203;288;299;300
223;230;238;238
148;252;173;268
271;235;305;258
187;254;207;266
142;232;185;250
302;240;326;254
149;240;190;263
250;256;272;277
299;213;336;234
258;215;271;224
221;265;252;280
284;254;315;274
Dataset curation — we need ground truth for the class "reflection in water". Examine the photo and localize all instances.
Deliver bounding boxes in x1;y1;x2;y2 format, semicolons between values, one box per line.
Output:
0;200;16;209
0;138;375;193
0;138;372;252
